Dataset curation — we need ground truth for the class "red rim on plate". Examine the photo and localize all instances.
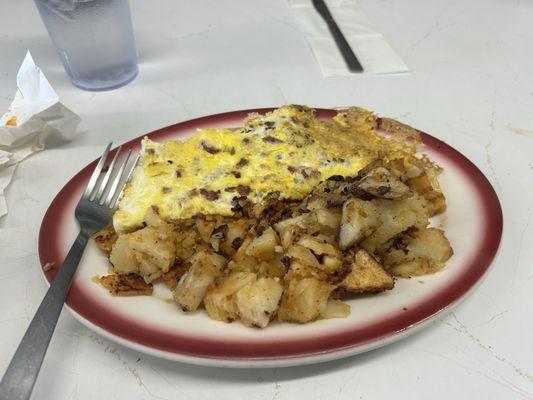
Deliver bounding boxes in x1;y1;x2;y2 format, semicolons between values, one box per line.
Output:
39;108;503;365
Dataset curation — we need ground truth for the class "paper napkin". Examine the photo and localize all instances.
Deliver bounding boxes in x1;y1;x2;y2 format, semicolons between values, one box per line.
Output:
0;51;81;218
288;0;409;77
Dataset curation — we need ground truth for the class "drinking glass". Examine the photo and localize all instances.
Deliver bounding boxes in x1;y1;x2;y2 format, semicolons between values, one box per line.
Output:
34;0;139;91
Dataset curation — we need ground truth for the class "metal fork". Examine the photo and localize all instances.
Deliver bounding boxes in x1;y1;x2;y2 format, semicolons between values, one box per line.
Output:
0;143;139;400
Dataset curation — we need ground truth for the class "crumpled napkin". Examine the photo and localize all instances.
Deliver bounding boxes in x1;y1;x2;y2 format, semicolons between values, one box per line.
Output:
0;51;81;218
288;0;409;77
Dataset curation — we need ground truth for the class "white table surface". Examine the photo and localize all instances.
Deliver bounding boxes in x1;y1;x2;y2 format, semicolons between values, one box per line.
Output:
1;0;533;399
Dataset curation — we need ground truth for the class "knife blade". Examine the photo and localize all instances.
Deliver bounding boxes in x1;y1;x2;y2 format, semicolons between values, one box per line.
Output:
312;0;364;72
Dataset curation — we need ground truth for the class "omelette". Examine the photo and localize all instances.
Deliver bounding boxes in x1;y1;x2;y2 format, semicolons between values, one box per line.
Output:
113;105;421;233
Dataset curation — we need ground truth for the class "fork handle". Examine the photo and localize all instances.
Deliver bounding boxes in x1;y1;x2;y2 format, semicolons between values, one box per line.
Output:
0;229;91;400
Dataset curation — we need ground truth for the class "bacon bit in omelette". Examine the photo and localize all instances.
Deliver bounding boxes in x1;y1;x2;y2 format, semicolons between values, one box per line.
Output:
236;158;249;168
5;116;17;126
231;196;251;217
262;136;283;143
236;185;251;195
201;141;220;154
162;187;172;194
300;168;320;180
287;166;296;173
175;170;182;178
167;160;174;164
146;148;155;155
151;205;160;214
242;138;250;144
327;175;345;182
264;121;275;129
232;171;242;179
229;147;236;155
200;189;221;201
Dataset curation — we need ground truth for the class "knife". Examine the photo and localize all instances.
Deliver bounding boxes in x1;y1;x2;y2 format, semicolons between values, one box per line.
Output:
312;0;364;72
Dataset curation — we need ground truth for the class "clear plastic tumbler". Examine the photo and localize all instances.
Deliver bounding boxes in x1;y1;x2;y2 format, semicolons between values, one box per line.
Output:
34;0;138;91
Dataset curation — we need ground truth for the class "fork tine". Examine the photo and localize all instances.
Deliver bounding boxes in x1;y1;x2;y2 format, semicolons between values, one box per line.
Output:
94;146;122;203
83;142;112;199
103;149;134;208
108;151;141;208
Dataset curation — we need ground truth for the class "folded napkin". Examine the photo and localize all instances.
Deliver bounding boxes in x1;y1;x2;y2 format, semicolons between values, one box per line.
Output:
288;0;409;77
0;51;81;218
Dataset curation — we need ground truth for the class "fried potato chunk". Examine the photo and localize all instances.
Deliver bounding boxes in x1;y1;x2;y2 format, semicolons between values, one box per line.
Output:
339;198;381;250
245;227;279;261
236;277;283;328
321;299;351;319
93;226;117;253
100;273;153;296
407;171;446;216
204;272;257;323
161;263;189;290
357;166;412;200
380;227;453;277
278;277;334;323
339;248;394;293
360;194;429;254
109;224;176;283
174;250;227;312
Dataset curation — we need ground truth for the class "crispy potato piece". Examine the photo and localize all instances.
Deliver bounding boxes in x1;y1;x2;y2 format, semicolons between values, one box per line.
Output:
110;224;176;283
339;198;381;250
100;273;153;296
195;218;216;243
297;235;339;256
339;248;394;294
278;277;334;323
407;171;446;216
218;219;254;256
321;254;344;274
321;299;351;319
278;225;301;249
360;194;429;254
174;250;227;312
287;244;321;269
424;191;446;216
175;229;201;261
161;263;189;290
93;226;117;253
204;272;257;322
236;277;283;328
227;234;260;273
315;209;342;236
273;214;313;236
284;260;329;282
380;228;453;277
357;166;412;200
245;227;279;261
